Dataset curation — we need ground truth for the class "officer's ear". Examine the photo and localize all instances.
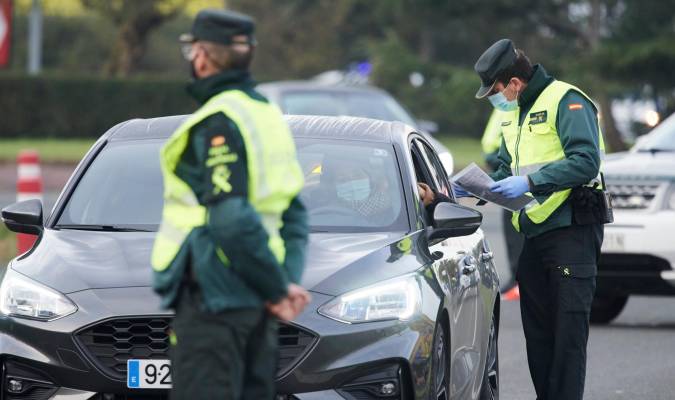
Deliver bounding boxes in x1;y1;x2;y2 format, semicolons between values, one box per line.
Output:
510;77;527;94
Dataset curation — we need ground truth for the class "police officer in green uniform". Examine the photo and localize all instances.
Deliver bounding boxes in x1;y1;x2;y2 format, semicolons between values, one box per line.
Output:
467;39;607;400
481;109;524;291
151;9;311;400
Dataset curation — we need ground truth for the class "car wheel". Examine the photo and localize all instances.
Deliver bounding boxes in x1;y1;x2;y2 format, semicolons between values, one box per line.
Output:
479;315;499;400
590;295;628;324
431;319;450;400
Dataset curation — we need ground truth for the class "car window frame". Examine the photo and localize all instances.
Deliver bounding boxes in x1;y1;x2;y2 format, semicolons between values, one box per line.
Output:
406;132;456;228
416;139;455;201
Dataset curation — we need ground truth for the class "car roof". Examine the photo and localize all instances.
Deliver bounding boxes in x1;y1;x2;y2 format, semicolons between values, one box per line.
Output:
106;114;415;145
257;81;391;97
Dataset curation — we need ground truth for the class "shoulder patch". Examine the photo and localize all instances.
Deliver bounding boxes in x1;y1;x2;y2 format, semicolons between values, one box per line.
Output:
568;103;583;111
211;135;226;147
529;110;547;124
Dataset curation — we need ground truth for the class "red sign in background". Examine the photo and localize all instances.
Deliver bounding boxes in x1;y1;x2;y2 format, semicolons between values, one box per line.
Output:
0;0;12;68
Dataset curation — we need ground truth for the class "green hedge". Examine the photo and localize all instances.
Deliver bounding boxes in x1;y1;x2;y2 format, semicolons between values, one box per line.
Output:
0;75;196;138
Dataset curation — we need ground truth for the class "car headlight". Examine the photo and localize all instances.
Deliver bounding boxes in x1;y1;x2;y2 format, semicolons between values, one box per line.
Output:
318;274;421;323
0;269;77;321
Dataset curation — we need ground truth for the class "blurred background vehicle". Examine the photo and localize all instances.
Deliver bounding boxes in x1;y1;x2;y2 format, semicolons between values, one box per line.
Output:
596;112;675;323
258;80;455;174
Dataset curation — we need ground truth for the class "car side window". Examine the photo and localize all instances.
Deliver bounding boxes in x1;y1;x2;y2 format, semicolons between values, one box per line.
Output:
410;141;435;190
417;140;452;199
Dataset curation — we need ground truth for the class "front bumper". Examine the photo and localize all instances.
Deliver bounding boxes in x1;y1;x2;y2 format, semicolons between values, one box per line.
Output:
0;283;440;400
600;210;675;295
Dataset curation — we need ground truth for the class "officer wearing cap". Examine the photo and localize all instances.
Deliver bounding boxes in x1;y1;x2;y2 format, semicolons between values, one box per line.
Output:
151;9;311;399
458;39;607;400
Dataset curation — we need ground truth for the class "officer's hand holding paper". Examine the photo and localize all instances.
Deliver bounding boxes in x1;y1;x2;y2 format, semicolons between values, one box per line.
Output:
452;163;536;212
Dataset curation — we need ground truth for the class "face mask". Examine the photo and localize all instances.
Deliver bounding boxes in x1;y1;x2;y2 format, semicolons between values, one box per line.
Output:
488;83;519;112
336;179;371;201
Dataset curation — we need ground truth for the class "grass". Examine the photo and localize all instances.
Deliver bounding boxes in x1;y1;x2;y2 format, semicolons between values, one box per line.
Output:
437;136;484;172
0;224;16;265
0;139;96;163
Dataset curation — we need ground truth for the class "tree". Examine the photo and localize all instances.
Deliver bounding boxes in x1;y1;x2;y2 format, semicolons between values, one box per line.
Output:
81;0;188;77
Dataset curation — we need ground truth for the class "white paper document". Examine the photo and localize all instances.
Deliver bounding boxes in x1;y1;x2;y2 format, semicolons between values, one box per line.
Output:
452;163;536;212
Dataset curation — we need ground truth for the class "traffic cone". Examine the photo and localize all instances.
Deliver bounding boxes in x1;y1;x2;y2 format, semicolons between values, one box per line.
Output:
16;150;42;254
502;284;520;301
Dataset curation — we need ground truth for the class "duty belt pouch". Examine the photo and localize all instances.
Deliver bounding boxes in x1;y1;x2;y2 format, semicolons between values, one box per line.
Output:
571;174;614;225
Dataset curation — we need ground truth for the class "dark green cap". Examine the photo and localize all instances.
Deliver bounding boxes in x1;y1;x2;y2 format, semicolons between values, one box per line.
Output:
474;38;518;99
180;9;255;45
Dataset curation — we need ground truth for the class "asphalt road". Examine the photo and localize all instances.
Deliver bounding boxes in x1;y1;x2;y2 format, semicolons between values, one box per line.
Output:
2;192;675;399
477;203;675;400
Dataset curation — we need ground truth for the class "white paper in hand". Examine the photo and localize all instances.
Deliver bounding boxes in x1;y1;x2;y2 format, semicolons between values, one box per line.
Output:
452;163;536;212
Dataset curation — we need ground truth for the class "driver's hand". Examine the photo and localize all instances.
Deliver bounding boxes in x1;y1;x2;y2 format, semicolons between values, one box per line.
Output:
417;183;436;206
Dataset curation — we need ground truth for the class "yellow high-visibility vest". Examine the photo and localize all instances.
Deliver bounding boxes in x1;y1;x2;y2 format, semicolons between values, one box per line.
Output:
481;109;504;155
500;80;605;231
152;90;304;270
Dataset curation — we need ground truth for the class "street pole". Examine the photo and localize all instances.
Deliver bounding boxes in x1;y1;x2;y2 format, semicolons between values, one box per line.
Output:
27;0;42;75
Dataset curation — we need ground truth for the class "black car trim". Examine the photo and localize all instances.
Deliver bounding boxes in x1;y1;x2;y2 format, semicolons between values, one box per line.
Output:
71;315;321;383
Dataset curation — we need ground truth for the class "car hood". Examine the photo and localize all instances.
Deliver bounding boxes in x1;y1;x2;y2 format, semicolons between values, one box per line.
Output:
604;151;675;180
12;229;430;296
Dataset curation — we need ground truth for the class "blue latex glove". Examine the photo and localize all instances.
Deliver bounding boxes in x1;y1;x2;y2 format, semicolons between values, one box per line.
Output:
452;182;471;198
490;176;530;198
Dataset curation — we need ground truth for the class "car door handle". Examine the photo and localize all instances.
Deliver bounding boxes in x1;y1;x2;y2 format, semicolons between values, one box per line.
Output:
462;255;477;275
480;251;493;262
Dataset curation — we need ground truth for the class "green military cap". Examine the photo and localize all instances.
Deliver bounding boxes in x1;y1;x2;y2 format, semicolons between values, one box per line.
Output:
180;9;256;45
474;38;518;99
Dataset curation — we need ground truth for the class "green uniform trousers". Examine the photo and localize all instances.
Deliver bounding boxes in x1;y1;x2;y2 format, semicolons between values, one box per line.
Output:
170;286;278;400
517;223;602;400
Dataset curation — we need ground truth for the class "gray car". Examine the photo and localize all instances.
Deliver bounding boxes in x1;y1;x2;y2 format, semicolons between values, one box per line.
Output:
0;115;498;399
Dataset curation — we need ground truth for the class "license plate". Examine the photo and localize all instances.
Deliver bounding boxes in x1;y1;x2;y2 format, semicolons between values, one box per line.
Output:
602;232;625;252
127;360;172;389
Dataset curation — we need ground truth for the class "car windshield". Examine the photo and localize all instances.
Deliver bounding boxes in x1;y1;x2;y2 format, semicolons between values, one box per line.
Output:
636;113;675;152
56;138;407;233
280;90;417;127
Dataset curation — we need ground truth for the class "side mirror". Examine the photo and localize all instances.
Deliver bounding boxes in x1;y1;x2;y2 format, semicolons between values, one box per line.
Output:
1;199;44;235
417;119;439;134
427;202;482;243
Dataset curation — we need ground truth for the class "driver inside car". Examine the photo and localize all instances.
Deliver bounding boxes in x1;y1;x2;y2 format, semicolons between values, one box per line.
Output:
333;163;394;223
417;182;451;221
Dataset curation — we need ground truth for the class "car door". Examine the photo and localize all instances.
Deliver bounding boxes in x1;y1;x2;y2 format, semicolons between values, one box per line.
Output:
410;137;486;399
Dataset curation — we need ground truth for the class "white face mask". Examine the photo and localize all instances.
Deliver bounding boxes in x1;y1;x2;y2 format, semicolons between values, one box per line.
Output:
488;82;519;112
336;179;371;201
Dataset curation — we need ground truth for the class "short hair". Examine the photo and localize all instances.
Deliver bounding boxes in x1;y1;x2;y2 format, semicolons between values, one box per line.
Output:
494;49;534;84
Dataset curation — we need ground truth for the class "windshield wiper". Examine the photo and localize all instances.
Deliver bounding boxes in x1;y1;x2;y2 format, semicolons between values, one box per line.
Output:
54;224;153;232
638;148;675;154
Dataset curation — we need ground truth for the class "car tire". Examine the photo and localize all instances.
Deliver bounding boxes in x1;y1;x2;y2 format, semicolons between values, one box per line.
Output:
479;314;499;400
590;295;628;324
430;318;450;400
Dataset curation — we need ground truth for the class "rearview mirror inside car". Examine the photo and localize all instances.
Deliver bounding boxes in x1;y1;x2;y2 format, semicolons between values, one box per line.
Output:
1;199;44;235
427;202;482;243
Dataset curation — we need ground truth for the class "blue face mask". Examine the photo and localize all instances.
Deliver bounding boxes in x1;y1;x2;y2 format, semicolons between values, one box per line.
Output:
336;179;371;201
488;85;519;112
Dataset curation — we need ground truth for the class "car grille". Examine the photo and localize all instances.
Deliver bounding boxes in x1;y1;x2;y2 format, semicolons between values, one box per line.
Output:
606;182;662;209
75;317;316;381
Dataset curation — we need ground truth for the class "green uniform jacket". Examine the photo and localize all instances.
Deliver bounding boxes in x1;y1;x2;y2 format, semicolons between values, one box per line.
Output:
490;65;602;238
154;70;309;311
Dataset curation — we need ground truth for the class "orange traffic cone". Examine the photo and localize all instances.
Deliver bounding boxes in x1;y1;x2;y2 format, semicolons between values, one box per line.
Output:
502;284;520;301
16;150;42;254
